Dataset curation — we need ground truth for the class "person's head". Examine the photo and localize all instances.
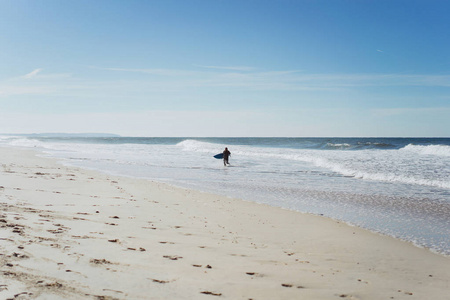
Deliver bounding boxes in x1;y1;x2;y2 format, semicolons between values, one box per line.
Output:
225;147;228;150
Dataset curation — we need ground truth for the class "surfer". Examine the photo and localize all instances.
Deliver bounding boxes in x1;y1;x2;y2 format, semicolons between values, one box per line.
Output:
223;147;231;166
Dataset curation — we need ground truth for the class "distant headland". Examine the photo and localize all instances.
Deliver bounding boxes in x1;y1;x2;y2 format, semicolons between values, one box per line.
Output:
1;133;121;138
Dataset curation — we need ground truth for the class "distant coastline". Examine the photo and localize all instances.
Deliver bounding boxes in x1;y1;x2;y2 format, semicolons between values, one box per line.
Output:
0;133;121;138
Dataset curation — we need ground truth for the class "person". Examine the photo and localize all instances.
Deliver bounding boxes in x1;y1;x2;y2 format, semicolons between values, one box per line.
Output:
223;147;231;166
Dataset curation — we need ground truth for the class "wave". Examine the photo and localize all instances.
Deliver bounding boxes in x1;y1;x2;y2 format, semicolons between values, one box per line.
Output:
356;142;394;148
324;142;394;150
325;143;352;149
275;152;450;189
177;139;450;189
5;138;49;149
176;139;224;153
3;138;449;190
400;144;450;157
308;158;450;189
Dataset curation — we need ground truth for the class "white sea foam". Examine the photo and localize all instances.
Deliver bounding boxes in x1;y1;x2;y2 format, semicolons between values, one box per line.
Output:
401;144;450;157
326;142;351;149
176;139;219;153
178;139;450;189
7;138;49;148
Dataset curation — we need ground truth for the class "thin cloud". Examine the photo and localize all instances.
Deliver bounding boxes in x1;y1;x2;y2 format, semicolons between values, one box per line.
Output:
0;85;54;97
23;68;43;79
193;64;255;71
372;106;450;117
91;66;197;76
5;65;450;99
18;69;70;80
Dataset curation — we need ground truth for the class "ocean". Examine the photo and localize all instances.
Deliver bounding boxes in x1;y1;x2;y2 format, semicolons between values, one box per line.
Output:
1;136;449;255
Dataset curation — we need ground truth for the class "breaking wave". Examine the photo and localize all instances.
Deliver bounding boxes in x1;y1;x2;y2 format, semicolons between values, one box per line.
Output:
401;144;450;157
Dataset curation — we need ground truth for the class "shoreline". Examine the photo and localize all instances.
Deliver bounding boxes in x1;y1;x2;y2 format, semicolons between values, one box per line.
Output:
41;151;450;258
1;147;449;299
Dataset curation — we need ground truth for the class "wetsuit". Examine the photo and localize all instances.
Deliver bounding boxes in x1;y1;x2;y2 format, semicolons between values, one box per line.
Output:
223;149;231;166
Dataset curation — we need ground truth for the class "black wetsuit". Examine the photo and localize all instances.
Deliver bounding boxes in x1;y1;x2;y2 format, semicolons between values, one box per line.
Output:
223;149;231;166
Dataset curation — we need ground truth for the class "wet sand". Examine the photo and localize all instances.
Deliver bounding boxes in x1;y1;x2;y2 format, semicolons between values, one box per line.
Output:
0;147;449;299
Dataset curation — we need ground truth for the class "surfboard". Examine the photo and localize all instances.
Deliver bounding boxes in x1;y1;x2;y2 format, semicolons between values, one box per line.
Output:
214;153;223;159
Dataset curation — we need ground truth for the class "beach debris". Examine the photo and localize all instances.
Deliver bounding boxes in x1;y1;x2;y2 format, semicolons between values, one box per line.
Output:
108;239;119;243
13;292;32;297
92;294;115;299
295;260;310;263
151;279;170;284
159;241;175;244
90;258;112;265
201;291;222;296
12;252;29;259
397;290;414;295
2;271;15;276
102;288;123;294
163;255;183;260
45;282;63;288
281;284;293;288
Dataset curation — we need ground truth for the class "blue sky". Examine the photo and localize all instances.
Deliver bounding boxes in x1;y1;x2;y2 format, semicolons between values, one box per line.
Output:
0;0;449;137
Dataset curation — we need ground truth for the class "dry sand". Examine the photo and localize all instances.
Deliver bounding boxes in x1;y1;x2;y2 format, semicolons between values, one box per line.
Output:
0;147;449;299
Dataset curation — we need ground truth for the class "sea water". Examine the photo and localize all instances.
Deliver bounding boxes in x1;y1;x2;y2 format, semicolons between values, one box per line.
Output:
1;136;449;255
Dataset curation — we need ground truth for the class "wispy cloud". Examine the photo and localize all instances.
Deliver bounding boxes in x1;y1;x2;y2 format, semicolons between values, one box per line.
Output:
94;65;450;89
193;64;255;71
17;69;71;81
23;68;43;79
372;106;450;117
0;69;75;97
90;66;197;76
0;86;54;97
3;65;450;100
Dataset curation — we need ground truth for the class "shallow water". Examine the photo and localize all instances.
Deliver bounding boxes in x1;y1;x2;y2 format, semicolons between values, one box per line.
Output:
2;136;449;255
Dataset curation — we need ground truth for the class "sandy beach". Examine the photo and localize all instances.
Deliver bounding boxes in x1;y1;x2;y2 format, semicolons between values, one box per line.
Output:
0;147;449;300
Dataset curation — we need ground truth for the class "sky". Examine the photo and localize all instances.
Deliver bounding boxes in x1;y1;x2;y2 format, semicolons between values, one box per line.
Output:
0;0;449;137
